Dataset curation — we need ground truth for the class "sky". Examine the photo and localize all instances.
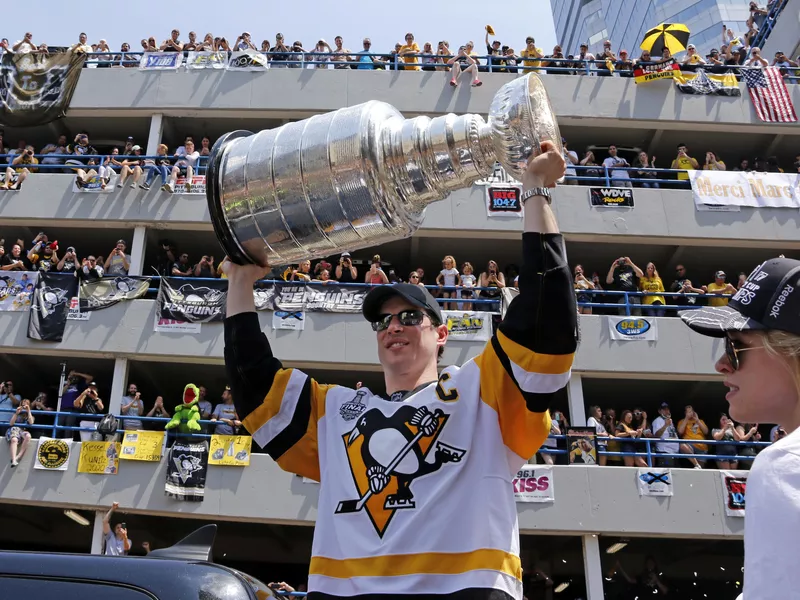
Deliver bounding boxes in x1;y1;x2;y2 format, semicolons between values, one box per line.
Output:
18;0;557;55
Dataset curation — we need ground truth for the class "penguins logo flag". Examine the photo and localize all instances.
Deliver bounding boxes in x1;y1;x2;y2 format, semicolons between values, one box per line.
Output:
158;277;228;323
79;276;151;312
337;405;466;538
0;52;85;127
28;272;78;341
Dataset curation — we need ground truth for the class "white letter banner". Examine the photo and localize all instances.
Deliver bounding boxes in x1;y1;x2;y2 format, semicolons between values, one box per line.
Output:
442;310;492;342
185;51;227;69
637;468;673;496
139;52;183;70
689;171;800;209
608;316;658;341
720;470;748;517
513;465;554;503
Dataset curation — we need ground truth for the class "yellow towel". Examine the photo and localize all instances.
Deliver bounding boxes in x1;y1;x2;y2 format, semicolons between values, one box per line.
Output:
485;25;495;35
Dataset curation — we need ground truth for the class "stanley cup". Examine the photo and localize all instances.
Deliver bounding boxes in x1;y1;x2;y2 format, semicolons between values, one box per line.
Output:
206;73;561;266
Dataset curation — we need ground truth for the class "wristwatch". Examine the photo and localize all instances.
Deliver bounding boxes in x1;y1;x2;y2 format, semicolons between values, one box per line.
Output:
520;186;552;204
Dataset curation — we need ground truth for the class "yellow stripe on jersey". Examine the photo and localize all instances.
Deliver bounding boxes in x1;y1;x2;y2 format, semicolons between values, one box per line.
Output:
242;368;332;482
310;548;522;581
497;330;573;378
476;343;552;460
275;379;332;482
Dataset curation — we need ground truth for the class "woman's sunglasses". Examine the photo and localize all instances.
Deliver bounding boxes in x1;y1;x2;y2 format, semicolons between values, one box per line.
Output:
371;309;430;332
725;336;759;371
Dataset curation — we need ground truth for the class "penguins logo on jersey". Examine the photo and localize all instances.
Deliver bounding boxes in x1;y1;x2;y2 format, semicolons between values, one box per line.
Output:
336;405;466;537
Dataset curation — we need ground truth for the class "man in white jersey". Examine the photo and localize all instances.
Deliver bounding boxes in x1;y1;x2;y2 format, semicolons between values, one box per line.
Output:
223;142;575;600
681;258;800;599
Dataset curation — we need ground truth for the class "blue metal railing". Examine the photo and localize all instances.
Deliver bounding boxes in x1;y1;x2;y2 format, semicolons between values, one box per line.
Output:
748;0;790;55
69;50;800;82
0;153;209;176
540;434;769;466
1;408;769;467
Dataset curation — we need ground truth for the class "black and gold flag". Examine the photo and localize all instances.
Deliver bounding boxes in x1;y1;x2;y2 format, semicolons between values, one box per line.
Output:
79;276;152;312
0;51;85;127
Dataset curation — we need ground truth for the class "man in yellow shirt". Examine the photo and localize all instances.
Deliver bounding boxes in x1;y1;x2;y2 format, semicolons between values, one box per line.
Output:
704;271;737;307
398;32;421;71
670;143;699;183
677;405;708;467
520;36;543;72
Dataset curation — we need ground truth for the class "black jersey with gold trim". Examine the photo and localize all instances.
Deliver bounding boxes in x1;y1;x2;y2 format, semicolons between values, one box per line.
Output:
225;232;577;600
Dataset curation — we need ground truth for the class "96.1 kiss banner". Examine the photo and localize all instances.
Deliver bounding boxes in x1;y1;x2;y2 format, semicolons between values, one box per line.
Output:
513;465;554;503
158;277;228;323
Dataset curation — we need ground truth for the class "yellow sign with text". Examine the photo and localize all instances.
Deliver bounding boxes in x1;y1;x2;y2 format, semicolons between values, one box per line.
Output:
208;435;252;466
78;441;120;474
120;430;165;462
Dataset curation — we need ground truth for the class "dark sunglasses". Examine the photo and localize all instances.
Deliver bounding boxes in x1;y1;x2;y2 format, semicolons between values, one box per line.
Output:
725;336;758;371
371;309;430;332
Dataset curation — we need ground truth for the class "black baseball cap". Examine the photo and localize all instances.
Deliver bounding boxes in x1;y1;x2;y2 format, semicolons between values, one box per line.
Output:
681;257;800;337
362;283;443;325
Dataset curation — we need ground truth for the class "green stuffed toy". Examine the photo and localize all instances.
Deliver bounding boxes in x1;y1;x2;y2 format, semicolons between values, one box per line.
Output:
165;383;202;433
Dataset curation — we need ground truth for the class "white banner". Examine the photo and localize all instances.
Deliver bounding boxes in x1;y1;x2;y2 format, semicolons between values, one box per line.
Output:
66;297;90;321
0;271;36;311
272;310;305;331
139;52;183;70
637;468;673;496
71;173;113;193
153;311;201;334
720;470;748;517
442;310;493;342
513;465;554;503
185;51;228;69
227;50;269;71
34;437;73;470
174;175;206;195
689;170;800;209
608;316;658;341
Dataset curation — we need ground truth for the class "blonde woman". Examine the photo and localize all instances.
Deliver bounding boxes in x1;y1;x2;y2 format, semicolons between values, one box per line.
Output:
639;262;666;317
573;264;595;315
681;257;800;598
436;254;460;310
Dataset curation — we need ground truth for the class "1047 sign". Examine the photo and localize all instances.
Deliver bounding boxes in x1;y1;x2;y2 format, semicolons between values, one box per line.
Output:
486;185;523;217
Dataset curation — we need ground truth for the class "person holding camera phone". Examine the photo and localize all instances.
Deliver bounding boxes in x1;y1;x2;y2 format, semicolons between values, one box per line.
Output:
103;502;132;556
104;240;130;276
606;256;644;316
194;254;216;278
334;252;357;283
7;398;34;467
56;246;79;273
478;259;505;311
0;145;37;191
447;44;482;87
74;382;105;442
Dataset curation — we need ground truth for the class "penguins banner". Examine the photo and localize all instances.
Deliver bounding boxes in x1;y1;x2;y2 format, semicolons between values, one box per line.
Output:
0;52;86;128
253;281;367;314
158;277;228;324
165;439;209;502
79;276;152;312
27;272;78;342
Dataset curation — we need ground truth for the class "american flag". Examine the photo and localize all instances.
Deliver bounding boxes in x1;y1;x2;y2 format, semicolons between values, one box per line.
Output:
742;67;798;123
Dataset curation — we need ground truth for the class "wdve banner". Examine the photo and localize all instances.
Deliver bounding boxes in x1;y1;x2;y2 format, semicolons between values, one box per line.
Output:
689;171;800;209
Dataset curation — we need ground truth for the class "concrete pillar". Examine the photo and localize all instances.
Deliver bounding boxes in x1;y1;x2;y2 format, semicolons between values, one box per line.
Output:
128;226;147;277
145;113;164;156
567;373;586;426
91;510;105;554
107;358;129;416
582;534;605;600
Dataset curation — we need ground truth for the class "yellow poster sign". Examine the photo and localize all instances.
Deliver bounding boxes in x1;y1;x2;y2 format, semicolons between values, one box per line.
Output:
209;435;252;466
120;430;165;462
78;441;120;474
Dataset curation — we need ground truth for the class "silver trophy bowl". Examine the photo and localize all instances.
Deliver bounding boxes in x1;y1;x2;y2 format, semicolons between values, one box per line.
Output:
207;73;561;267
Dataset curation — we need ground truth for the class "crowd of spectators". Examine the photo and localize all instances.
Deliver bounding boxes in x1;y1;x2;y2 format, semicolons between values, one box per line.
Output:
541;401;782;470
573;256;778;316
0;131;212;192
0;0;794;79
0;371;246;446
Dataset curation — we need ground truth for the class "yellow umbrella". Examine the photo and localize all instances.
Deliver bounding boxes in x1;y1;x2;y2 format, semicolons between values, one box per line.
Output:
640;23;691;56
